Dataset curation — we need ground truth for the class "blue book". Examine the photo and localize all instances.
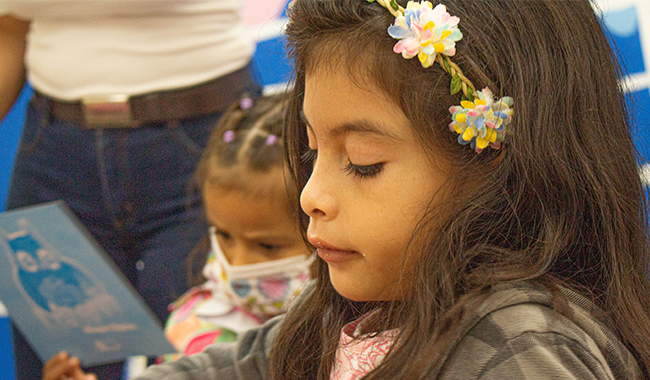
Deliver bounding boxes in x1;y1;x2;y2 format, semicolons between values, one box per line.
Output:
0;201;175;366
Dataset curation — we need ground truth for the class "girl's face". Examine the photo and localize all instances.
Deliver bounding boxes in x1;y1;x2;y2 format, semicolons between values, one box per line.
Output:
301;68;448;301
203;170;310;266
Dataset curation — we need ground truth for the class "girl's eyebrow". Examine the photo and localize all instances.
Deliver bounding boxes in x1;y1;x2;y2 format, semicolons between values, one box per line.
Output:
301;109;402;141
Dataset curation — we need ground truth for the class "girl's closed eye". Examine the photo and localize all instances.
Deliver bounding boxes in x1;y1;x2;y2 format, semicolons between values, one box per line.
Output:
345;161;384;179
302;148;383;179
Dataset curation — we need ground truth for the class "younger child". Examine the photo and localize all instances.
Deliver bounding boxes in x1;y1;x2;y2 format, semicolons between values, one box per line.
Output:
42;94;312;379
161;93;312;359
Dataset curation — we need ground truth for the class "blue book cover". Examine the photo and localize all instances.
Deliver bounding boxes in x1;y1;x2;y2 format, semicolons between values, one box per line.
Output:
0;201;175;366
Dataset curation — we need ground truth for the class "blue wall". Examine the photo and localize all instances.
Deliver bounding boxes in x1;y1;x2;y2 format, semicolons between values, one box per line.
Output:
0;307;14;380
602;4;650;168
0;86;27;380
0;86;30;212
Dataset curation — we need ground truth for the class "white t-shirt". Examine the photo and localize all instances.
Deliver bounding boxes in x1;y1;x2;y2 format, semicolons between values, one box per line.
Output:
0;0;256;100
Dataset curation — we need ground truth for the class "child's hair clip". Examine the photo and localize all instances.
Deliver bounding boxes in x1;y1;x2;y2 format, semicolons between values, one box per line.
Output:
370;0;514;153
223;130;235;143
240;97;254;110
265;134;278;146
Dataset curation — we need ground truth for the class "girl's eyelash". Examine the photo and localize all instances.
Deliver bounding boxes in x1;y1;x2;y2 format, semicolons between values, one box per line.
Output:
302;148;382;178
301;149;318;164
344;162;384;179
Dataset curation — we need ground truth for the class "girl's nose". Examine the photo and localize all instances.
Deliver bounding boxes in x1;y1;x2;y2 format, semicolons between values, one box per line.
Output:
300;162;338;221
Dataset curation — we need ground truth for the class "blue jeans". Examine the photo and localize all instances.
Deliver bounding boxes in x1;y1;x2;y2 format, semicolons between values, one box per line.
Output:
7;96;218;379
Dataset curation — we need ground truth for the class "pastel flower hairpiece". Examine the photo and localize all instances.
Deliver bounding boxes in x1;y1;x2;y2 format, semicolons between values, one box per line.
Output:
449;88;513;152
369;0;514;153
387;1;462;68
287;0;297;19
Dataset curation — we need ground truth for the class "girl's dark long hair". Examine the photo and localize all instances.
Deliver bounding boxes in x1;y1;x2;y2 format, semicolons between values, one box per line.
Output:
272;0;650;378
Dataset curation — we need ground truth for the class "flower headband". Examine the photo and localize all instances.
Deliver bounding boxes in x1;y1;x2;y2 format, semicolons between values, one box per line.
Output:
369;0;513;153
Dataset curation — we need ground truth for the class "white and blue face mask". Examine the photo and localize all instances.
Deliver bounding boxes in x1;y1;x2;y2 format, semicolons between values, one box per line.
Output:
203;227;311;317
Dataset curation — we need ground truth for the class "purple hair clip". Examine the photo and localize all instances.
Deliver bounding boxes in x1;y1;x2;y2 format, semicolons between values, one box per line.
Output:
265;134;278;146
240;98;254;110
223;130;235;143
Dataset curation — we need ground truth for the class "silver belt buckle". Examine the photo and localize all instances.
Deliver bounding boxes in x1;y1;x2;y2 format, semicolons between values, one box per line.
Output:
81;94;138;127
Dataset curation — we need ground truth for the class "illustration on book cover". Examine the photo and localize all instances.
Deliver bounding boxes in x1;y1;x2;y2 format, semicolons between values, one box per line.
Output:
0;219;119;329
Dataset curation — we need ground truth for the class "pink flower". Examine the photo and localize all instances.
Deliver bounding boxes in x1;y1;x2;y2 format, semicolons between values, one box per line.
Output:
387;2;462;67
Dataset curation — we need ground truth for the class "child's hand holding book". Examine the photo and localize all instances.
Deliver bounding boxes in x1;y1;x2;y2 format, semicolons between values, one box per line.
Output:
42;351;97;380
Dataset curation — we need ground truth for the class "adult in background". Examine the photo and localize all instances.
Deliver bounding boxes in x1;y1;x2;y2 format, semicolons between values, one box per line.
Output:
0;1;259;378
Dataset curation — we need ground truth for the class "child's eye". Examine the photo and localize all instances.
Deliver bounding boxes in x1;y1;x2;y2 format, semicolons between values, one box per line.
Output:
216;230;232;240
260;243;281;251
344;162;384;179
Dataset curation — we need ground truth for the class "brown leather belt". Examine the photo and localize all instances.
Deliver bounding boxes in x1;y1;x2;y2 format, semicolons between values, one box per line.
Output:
34;66;254;128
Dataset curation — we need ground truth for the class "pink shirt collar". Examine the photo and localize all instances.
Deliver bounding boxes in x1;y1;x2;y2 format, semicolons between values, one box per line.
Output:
330;310;398;380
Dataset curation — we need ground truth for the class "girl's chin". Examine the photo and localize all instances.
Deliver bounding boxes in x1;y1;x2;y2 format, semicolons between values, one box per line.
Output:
329;274;401;302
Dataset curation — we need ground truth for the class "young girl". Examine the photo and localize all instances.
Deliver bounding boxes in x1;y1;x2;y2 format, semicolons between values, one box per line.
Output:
42;94;313;380
69;0;650;379
161;93;312;361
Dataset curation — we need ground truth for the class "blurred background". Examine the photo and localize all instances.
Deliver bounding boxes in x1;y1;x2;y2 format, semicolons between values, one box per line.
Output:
0;0;648;378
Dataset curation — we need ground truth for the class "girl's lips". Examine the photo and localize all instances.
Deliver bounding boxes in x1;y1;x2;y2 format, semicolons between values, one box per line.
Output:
308;236;361;263
316;247;359;263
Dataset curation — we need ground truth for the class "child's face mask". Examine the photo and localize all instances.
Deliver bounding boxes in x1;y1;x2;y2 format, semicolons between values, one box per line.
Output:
205;227;311;317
